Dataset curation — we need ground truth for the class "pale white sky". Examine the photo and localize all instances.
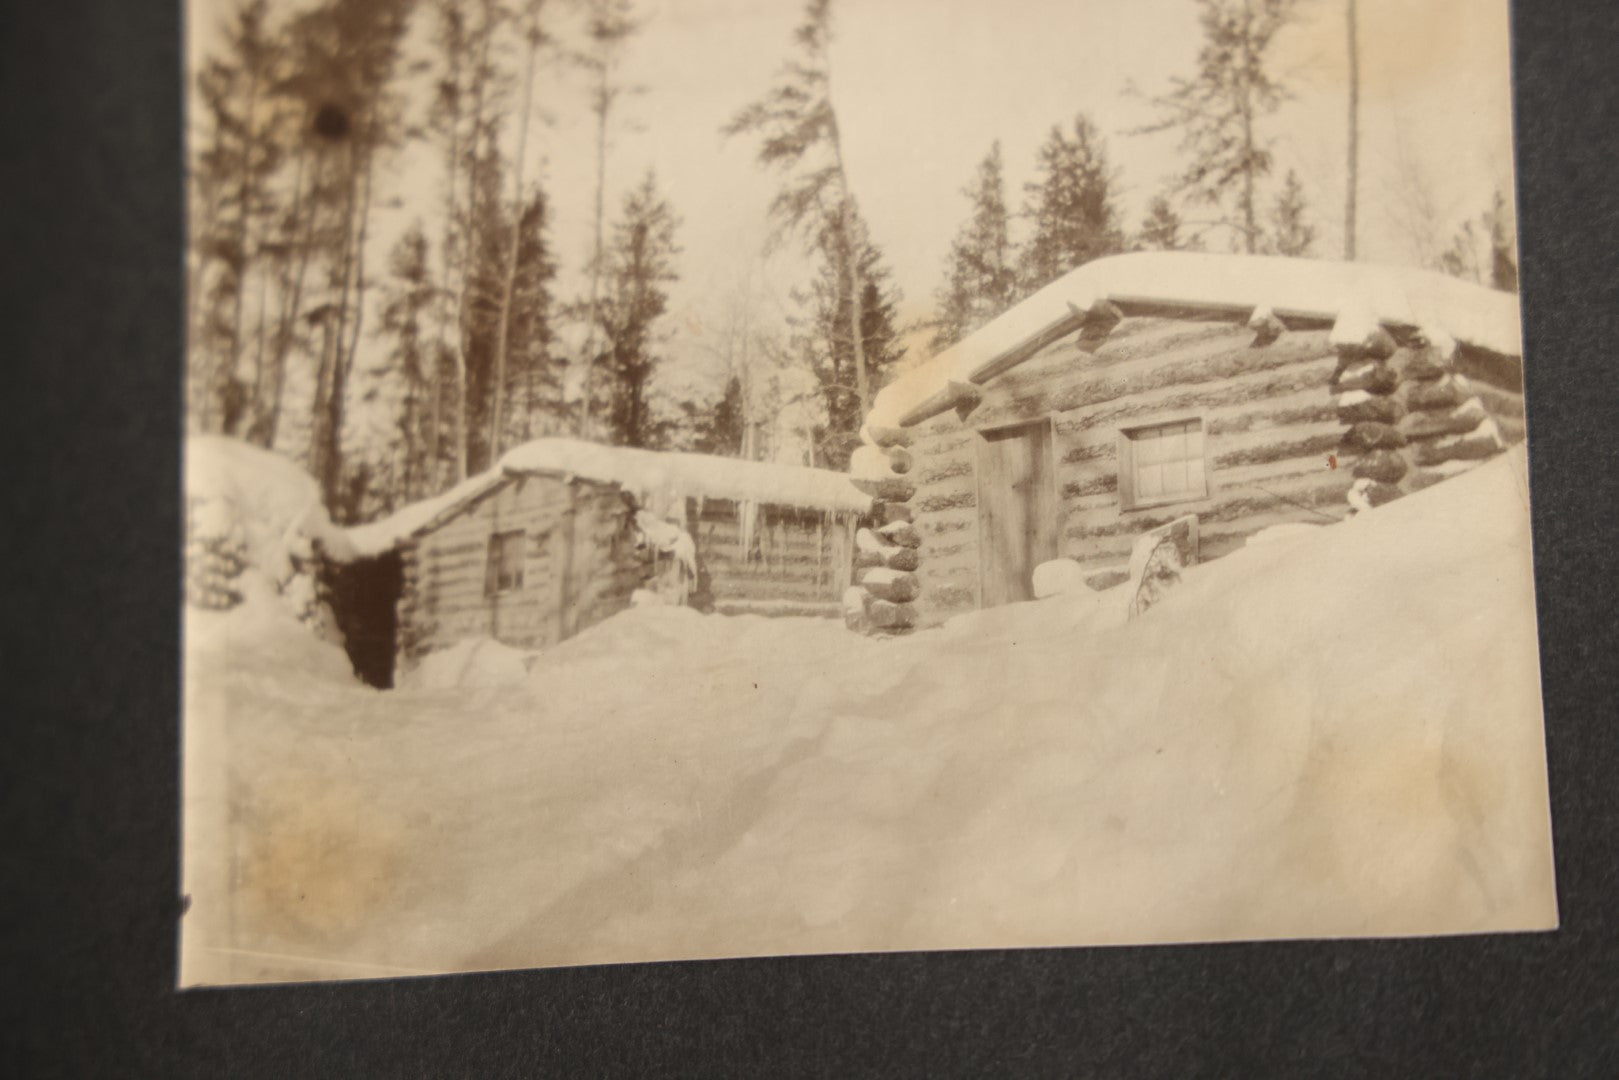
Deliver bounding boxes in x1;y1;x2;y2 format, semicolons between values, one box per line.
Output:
188;0;1516;399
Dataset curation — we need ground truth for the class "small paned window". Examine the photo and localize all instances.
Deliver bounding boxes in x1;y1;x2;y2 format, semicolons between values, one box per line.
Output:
485;530;526;595
1118;419;1208;511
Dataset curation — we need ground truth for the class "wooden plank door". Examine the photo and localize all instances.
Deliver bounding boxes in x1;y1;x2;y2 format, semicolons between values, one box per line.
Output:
977;419;1058;607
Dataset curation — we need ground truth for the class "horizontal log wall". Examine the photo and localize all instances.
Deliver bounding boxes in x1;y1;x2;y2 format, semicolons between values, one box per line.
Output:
691;500;856;610
397;476;647;667
907;317;1355;627
1457;346;1528;446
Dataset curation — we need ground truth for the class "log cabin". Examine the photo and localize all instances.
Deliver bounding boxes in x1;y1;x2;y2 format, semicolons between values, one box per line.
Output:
845;251;1526;631
330;439;870;686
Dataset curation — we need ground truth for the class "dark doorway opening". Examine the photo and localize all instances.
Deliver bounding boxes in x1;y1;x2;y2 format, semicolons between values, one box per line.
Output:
324;551;403;689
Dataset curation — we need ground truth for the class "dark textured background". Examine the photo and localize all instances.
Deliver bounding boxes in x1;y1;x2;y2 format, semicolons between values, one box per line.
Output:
4;2;1617;1075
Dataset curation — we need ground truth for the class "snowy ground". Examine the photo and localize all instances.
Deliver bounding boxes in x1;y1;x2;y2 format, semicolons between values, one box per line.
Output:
181;449;1555;986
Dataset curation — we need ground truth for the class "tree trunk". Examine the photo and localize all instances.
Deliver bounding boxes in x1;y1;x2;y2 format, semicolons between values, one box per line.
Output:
579;76;610;438
329;147;377;504
1240;107;1256;252
313;140;364;506
489;29;539;461
253;145;318;449
187;151;222;430
826;121;868;423
452;21;497;480
221;68;261;435
433;33;463;485
1240;0;1257;254
1344;0;1360;260
845;216;869;422
248;263;270;434
451;268;470;480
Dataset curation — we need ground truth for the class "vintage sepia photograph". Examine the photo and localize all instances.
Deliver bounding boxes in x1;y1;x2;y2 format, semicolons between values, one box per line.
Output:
180;0;1555;986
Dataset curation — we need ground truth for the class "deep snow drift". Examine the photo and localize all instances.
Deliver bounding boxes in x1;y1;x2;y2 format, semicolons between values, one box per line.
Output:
181;448;1554;985
183;434;354;628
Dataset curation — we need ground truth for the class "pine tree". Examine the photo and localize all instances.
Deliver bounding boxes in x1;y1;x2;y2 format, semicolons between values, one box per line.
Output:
1487;189;1519;293
587;172;682;448
1016;114;1124;295
1439;221;1484;286
794;224;904;469
1134;0;1299;253
373;221;441;506
686;274;788;462
932;141;1018;351
1265;168;1316;256
1440;188;1518;293
724;0;876;422
1135;193;1202;251
691;376;746;457
499;190;562;447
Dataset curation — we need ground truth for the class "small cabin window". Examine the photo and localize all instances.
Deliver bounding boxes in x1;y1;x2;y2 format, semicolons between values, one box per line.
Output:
1118;419;1208;511
485;529;526;594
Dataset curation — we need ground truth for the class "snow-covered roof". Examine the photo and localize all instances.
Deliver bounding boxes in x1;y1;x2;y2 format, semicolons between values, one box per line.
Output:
867;251;1524;430
343;470;510;558
345;438;871;558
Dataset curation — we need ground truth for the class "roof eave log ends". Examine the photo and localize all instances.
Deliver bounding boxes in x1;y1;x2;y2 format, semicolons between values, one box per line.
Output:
890;298;1440;432
898;299;1127;428
866;253;1523;436
898;380;985;428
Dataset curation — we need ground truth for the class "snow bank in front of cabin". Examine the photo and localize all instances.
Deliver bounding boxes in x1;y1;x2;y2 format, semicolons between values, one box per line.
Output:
186;448;1552;984
399;638;537;691
867;251;1524;429
185;573;357;687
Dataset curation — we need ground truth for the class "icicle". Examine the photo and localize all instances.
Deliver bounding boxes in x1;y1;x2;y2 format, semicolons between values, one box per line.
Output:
739;498;759;562
817;510;832;588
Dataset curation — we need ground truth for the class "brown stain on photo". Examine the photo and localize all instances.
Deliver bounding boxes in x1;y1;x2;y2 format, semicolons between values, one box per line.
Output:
1283;0;1502;100
238;782;405;943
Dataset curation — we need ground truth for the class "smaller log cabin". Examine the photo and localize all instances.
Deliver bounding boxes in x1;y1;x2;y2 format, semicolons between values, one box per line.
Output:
848;252;1527;631
331;439;870;686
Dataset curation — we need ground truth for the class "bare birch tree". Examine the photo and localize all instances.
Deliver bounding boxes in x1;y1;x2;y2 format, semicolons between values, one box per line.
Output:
190;0;287;436
280;0;414;512
427;0;510;480
571;0;644;437
1344;0;1359;259
1381;119;1446;268
488;0;552;460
